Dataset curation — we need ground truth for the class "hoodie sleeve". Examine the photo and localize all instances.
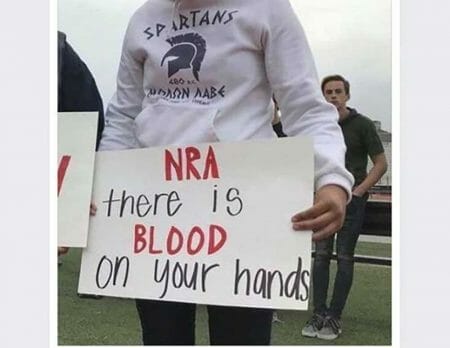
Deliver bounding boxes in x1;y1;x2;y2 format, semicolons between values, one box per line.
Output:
58;37;105;150
98;17;145;151
262;0;354;199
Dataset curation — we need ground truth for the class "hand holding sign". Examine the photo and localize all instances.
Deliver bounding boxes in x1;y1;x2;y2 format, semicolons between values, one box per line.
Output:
291;184;347;241
58;247;69;256
90;202;98;216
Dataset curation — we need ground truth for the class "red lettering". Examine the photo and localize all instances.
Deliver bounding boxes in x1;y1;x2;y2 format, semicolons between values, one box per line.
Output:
164;146;220;181
186;226;206;255
203;146;220;179
134;224;227;255
165;148;183;181
57;155;72;196
185;146;201;179
167;226;184;255
148;226;163;254
134;224;147;254
208;224;227;254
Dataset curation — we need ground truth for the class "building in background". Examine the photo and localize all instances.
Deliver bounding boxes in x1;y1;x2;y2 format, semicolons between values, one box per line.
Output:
369;120;392;189
364;120;391;235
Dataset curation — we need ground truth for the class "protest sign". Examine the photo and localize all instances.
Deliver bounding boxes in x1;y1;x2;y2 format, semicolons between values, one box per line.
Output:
79;137;313;310
58;112;98;247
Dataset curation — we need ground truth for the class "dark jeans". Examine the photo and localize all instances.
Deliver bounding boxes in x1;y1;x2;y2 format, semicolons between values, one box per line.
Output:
312;194;368;319
135;299;273;345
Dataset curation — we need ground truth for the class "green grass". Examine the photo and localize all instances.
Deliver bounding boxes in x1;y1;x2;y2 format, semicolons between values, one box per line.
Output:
356;241;391;258
59;247;391;345
58;249;142;345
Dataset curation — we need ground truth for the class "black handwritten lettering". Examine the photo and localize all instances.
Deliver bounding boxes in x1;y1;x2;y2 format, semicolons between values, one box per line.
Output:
137;194;151;217
212;184;218;213
267;270;284;298
301;269;310;301
224;10;239;24
95;255;130;289
102;189;182;218
194;86;225;100
172;262;184;288
184;262;199;290
144;27;154;40
253;269;267;297
284;260;302;299
201;263;220;292
211;185;244;216
226;188;243;216
96;256;113;289
179;14;189;30
190;10;201;26
212;10;227;25
154;259;170;298
199;11;210;26
154;259;220;299
234;259;251;295
148;87;190;99
113;256;130;287
147;9;238;39
233;258;309;301
156;24;165;36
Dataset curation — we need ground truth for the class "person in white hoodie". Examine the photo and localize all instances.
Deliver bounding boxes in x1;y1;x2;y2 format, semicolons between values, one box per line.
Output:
100;0;354;345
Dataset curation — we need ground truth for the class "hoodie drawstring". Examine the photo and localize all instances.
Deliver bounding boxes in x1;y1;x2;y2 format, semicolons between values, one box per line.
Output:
169;0;181;39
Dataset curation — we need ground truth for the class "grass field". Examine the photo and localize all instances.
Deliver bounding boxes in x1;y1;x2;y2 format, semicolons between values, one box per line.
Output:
58;244;391;345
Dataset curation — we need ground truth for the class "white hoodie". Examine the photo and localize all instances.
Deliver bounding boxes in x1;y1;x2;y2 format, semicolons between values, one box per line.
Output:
100;0;354;196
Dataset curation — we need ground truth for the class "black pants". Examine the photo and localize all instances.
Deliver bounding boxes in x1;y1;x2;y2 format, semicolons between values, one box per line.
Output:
135;299;273;345
312;194;368;318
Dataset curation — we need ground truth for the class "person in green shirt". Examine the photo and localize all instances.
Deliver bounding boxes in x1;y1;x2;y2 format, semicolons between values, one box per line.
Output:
302;75;388;340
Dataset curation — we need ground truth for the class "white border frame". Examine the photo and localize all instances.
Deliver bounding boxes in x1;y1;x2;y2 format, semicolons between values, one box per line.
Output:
392;0;400;347
50;0;58;346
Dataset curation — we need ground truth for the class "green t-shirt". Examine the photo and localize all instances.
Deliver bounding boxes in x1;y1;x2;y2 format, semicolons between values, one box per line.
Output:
339;108;385;186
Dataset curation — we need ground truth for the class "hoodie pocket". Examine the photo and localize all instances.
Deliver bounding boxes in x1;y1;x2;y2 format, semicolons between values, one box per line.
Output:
134;101;219;147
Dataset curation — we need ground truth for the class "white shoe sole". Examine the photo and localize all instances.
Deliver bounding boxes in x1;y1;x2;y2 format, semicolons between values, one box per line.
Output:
301;330;319;338
317;332;341;340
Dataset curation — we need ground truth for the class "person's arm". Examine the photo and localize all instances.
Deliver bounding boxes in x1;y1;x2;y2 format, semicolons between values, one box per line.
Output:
353;153;388;197
98;15;145;151
262;0;354;240
58;38;105;150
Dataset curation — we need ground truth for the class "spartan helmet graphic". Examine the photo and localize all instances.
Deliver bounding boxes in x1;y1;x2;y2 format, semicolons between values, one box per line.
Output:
161;33;207;81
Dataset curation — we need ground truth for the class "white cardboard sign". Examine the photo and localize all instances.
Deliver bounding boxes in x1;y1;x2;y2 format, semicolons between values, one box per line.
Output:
58;112;98;247
79;137;313;310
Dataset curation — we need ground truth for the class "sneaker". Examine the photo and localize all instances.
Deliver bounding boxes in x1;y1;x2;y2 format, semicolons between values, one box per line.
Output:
301;313;325;338
317;316;342;340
